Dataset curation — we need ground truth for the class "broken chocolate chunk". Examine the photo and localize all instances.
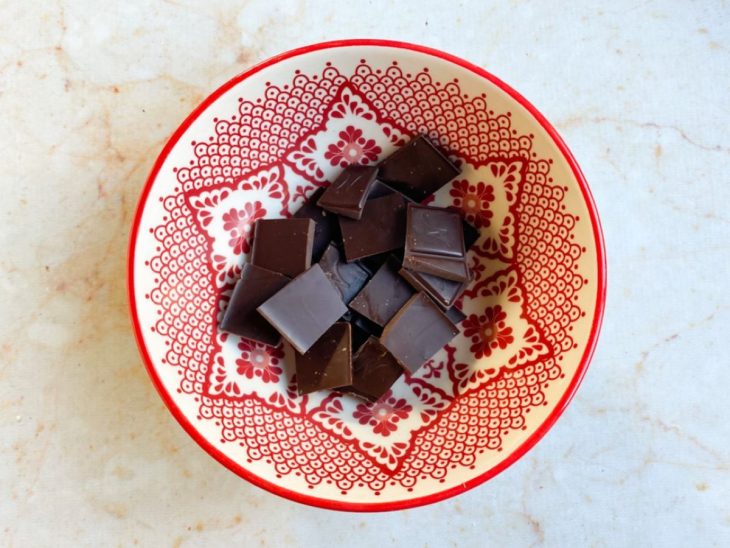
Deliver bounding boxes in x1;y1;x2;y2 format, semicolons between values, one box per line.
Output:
257;264;347;354
345;336;406;402
399;267;469;309
293;188;339;262
295;322;352;395
339;192;407;262
349;256;415;327
219;264;291;346
317;165;378;220
251;218;315;278
377;135;460;202
381;292;460;372
318;244;370;304
403;203;469;282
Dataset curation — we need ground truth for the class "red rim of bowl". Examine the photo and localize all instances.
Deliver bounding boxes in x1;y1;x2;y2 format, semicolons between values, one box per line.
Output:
127;39;607;512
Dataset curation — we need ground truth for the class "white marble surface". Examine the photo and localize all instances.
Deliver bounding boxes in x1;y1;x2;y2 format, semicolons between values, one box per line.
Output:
1;1;728;546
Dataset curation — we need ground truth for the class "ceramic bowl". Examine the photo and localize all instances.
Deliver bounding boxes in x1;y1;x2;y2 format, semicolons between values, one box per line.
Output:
128;39;606;511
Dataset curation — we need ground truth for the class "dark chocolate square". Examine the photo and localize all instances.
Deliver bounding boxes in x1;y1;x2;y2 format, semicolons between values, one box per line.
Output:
403;204;469;282
251;218;315;278
377;135;460;202
349;257;415;327
257;264;347;354
219;264;291;346
345;336;406;402
317;244;370;304
399;267;469;309
295;322;352;395
317;165;378;220
381;292;459;372
293;188;339;263
339;192;407;262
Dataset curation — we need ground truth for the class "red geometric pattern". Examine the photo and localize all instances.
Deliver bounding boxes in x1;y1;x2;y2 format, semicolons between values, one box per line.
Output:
143;59;585;497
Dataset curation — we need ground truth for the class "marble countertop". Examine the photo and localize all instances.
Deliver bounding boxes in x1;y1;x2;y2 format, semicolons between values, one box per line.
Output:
1;1;728;546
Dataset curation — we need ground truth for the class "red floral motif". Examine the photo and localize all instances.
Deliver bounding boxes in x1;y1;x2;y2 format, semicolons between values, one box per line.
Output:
462;306;515;358
449;179;495;228
221;201;265;255
235;339;284;383
353;395;412;437
324;126;381;167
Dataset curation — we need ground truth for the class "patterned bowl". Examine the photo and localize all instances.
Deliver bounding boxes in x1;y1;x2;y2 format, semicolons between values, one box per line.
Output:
128;40;606;511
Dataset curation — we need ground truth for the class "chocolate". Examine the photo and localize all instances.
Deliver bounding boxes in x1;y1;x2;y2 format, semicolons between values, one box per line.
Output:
367;179;397;200
317;165;378;220
295;322;352;395
293;188;338;262
345;336;406;402
381;292;460;372
378;135;460;202
219;264;291;346
462;219;480;250
399;267;469;309
403;204;469;282
349;257;415;327
251;218;315;278
339;192;407;262
350;312;383;351
318;244;370;304
445;306;467;324
257;264;347;354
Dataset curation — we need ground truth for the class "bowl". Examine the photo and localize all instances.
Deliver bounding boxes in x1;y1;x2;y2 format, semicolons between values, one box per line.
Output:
128;39;606;511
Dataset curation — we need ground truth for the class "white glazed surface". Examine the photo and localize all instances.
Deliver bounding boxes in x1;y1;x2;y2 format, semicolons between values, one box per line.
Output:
1;1;728;546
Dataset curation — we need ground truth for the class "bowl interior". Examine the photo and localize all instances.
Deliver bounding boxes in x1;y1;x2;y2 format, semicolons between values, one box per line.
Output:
130;41;604;510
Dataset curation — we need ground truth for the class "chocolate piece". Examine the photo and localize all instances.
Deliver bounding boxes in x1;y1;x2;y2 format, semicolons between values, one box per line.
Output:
219;264;291;345
345;336;406;402
349;312;383;351
462;219;480;250
381;293;460;372
403;204;469;282
318;244;370;304
257;264;347;354
367;180;397;200
378;135;460;202
339;192;407;261
295;322;352;395
317;165;378;220
251;218;315;278
293;188;338;262
399;267;469;309
349;257;415;327
445;306;467;324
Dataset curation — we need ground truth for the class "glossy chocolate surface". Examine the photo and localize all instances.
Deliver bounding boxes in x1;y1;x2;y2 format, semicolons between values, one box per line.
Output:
339;192;407;262
345;336;405;402
318;244;370;304
381;292;459;372
219;264;291;346
377;135;460;201
257;264;347;354
251;218;315;278
317;165;378;220
349;257;414;327
295;322;352;395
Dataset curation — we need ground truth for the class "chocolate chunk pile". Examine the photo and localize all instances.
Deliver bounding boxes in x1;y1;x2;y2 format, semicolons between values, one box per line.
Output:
221;135;476;401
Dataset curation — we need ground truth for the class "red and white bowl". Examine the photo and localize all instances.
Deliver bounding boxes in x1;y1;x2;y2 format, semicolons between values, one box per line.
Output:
128;40;606;511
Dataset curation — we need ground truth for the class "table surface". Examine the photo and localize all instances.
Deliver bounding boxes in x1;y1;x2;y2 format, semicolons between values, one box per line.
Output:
1;1;728;546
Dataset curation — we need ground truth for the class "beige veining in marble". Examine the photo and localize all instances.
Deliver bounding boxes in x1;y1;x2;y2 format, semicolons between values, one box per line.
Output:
1;0;729;546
